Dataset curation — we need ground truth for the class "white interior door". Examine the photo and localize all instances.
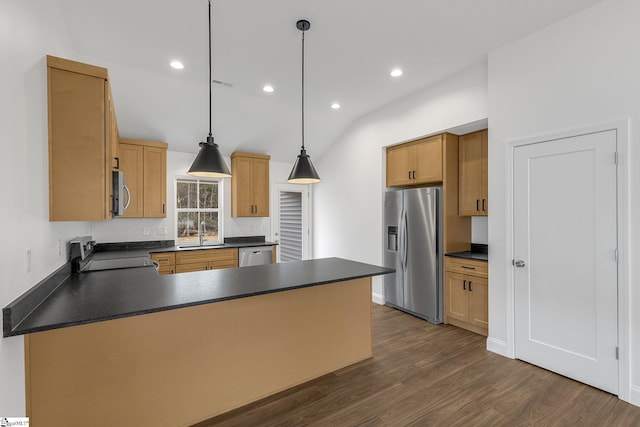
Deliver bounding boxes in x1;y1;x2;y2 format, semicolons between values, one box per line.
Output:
272;184;310;262
513;130;618;394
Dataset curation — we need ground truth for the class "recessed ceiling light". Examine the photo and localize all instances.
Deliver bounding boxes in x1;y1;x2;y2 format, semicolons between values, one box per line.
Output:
331;103;341;110
170;60;184;70
263;85;274;93
390;68;403;77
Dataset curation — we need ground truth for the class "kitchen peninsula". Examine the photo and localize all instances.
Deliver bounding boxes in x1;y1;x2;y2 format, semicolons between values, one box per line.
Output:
3;258;392;426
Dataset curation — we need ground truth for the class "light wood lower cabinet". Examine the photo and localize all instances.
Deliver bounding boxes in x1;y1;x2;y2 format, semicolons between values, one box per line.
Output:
444;257;488;336
150;252;175;275
152;248;239;275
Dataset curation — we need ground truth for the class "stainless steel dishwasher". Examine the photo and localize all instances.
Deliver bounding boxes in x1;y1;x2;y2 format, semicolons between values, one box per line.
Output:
238;246;273;267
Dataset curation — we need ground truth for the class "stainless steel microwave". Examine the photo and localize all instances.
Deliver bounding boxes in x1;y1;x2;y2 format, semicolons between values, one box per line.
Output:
111;171;130;216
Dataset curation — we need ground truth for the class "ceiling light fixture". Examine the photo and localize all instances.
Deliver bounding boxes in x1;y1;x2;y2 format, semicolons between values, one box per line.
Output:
331;102;341;110
188;0;231;178
288;19;321;184
263;85;274;93
170;60;184;70
390;68;403;77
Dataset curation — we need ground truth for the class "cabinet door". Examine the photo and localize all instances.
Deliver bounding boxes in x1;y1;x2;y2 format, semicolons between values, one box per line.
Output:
143;146;167;217
48;66;108;221
413;135;442;184
386;145;413;187
232;156;254;217
481;130;488;215
459;131;484;216
252;158;270;217
118;143;144;218
212;260;238;270
445;272;468;322
467;276;488;329
157;265;175;275
175;262;210;273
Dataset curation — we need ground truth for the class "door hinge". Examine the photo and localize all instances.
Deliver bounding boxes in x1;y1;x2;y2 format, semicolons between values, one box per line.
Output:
616;346;619;360
615;249;620;263
614;152;619;165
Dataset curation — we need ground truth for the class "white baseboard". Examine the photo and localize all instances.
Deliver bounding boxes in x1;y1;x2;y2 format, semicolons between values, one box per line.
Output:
371;292;385;305
629;385;640;407
486;337;511;358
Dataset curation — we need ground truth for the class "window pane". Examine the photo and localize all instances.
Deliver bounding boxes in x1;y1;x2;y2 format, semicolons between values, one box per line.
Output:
177;211;199;244
176;180;198;209
200;212;219;241
199;182;218;209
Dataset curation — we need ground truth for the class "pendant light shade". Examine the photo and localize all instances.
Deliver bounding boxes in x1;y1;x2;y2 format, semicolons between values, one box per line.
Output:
188;0;231;178
288;19;321;184
188;136;231;177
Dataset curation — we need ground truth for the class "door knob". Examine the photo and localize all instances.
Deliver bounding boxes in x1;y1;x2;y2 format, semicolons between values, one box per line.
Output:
514;260;526;268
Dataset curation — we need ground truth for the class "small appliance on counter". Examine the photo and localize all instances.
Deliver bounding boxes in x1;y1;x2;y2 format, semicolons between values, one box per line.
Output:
70;236;155;273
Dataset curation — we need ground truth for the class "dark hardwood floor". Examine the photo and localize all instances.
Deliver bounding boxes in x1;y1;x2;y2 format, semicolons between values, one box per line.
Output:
195;304;640;426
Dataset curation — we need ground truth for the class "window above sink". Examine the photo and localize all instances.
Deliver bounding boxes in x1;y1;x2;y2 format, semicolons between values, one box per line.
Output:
175;177;224;247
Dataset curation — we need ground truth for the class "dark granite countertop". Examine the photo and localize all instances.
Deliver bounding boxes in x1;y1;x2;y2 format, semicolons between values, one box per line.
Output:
445;251;488;262
445;243;488;262
149;241;278;253
3;258;392;337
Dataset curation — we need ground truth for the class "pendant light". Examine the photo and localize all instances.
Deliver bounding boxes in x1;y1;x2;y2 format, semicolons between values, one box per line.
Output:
188;0;231;178
287;19;321;184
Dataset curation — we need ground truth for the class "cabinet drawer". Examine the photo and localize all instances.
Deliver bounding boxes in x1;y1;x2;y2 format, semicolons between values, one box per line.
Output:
209;248;238;262
150;252;175;267
445;257;488;278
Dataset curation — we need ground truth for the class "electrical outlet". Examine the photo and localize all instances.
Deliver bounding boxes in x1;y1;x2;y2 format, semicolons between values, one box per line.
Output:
26;249;31;273
143;227;151;236
157;226;167;235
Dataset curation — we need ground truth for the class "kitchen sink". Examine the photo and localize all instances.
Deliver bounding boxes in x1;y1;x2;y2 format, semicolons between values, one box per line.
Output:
177;244;229;249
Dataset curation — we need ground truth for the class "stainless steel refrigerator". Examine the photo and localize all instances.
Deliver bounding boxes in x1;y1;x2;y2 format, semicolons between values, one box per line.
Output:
384;187;443;323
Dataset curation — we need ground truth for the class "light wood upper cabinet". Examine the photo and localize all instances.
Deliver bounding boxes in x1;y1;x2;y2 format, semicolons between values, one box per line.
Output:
444;257;488;336
231;152;270;217
118;138;167;218
386;135;443;187
48;55;118;221
459;129;488;216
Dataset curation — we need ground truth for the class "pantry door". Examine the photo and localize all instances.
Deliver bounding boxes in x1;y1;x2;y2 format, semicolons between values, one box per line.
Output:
513;129;618;394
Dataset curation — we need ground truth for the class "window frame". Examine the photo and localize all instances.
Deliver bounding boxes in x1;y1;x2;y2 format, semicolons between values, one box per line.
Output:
174;176;224;247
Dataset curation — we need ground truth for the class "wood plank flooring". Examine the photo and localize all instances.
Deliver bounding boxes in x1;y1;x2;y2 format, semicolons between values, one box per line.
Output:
194;304;640;426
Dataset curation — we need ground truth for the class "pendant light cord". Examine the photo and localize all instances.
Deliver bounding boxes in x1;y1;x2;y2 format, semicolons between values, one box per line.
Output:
208;0;213;139
301;28;305;151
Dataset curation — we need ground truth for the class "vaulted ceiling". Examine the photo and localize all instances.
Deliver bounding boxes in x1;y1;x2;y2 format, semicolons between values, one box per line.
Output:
55;0;603;162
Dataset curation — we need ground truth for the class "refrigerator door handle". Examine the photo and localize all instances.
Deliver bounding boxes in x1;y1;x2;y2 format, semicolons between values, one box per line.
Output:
402;210;409;270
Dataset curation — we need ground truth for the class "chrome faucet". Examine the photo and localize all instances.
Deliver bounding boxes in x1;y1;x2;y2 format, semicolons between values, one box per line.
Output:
199;221;205;246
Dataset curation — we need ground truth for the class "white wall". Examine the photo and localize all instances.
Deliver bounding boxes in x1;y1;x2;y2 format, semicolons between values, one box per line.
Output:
313;62;489;303
488;0;640;404
91;151;294;243
0;0;94;416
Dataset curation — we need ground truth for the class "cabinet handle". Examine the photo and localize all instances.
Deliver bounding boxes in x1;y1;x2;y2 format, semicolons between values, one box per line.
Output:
412;170;416;180
476;199;480;211
408;171;412;180
157;257;169;262
469;281;473;291
162;203;165;214
114;156;120;170
482;199;486;212
463;280;466;291
461;266;475;270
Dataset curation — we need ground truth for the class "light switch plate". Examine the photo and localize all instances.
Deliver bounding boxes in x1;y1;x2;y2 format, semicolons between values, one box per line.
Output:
143;227;151;236
157;226;167;235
